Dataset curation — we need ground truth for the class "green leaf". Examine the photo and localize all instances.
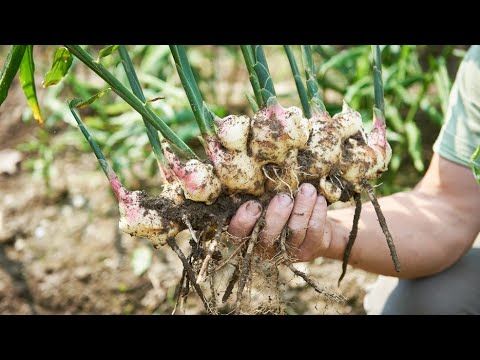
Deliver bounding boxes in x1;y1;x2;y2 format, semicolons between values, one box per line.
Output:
390;153;402;173
433;58;452;116
19;46;43;125
97;45;119;61
344;77;370;103
118;45;166;168
43;47;73;87
72;88;111;109
0;45;27;106
68;99;107;163
131;246;152;276
317;47;366;77
471;145;480;184
404;122;425;172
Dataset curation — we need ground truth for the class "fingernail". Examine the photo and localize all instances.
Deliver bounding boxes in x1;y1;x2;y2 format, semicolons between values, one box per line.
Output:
301;183;316;196
246;201;262;216
277;193;293;206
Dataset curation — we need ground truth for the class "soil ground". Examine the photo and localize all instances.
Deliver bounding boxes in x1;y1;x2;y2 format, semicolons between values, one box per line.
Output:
0;83;376;315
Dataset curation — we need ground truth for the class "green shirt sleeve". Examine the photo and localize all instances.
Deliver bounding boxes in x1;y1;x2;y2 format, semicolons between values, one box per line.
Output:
433;45;480;168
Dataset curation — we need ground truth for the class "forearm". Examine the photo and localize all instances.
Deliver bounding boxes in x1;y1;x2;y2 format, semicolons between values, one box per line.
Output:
324;189;478;278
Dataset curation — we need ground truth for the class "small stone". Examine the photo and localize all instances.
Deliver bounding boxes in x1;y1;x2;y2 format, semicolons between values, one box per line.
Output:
71;194;86;209
14;238;26;251
103;258;119;270
74;267;91;281
0;149;23;175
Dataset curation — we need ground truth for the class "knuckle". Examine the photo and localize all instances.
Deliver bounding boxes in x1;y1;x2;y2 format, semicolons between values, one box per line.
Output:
288;222;308;234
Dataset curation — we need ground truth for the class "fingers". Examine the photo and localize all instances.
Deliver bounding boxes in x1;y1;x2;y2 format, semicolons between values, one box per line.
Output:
287;183;318;252
296;195;328;261
227;200;262;240
227;185;329;263
259;193;294;252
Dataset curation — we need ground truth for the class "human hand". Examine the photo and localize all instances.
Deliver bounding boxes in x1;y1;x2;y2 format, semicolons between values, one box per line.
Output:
227;183;332;261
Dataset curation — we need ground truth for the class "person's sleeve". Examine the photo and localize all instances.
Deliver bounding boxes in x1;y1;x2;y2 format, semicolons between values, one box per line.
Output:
433;45;480;169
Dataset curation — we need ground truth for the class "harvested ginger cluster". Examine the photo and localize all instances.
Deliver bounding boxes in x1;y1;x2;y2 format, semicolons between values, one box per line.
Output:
118;101;391;245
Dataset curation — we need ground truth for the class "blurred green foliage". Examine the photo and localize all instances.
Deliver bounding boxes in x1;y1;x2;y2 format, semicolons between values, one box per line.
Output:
5;45;467;195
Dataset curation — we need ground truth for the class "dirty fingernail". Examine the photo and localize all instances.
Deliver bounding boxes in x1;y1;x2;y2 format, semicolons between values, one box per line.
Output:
246;201;262;216
301;183;316;196
277;193;293;206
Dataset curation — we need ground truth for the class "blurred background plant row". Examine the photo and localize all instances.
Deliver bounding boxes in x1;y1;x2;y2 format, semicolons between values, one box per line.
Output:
1;45;468;196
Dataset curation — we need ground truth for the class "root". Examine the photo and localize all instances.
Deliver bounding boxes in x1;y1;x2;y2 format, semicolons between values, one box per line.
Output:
277;226;346;304
263;166;277;183
172;268;187;315
273;227;292;266
182;214;199;244
222;264;240;303
166;237;214;314
235;212;265;313
287;264;347;304
197;217;225;283
214;238;248;272
363;182;401;272
273;167;294;198
183;276;190;306
338;192;362;286
209;271;217;312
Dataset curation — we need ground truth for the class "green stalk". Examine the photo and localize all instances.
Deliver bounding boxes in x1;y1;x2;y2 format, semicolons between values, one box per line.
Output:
372;45;385;117
169;45;215;137
118;45;167;167
252;45;276;105
240;45;264;109
284;45;310;118
301;45;326;113
68;99;111;178
0;45;27;106
64;45;196;159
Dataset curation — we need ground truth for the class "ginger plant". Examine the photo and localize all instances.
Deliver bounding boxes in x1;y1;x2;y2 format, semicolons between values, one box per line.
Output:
0;44;400;314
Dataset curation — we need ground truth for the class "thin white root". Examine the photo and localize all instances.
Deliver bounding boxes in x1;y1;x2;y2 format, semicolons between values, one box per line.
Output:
182;214;199;244
197;240;217;284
